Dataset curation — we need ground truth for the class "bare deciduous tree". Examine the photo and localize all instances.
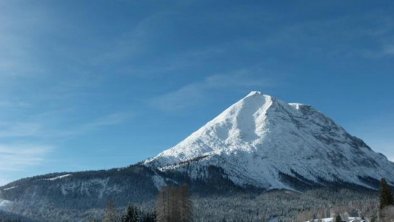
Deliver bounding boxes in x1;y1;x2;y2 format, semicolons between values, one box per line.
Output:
381;206;394;222
156;185;192;222
103;199;119;222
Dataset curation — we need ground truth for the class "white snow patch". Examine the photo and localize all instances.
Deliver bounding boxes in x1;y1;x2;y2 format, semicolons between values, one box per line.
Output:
46;174;72;181
0;199;12;208
59;178;121;198
152;175;167;189
307;217;365;222
3;186;17;191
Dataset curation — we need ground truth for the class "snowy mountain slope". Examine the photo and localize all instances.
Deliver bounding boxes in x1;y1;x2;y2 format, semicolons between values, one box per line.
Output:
0;166;161;221
145;91;394;190
0;164;241;221
1;91;393;221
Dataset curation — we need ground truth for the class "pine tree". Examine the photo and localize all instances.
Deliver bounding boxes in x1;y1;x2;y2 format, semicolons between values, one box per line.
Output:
380;178;394;209
370;213;378;222
141;212;157;222
121;205;140;222
335;214;342;222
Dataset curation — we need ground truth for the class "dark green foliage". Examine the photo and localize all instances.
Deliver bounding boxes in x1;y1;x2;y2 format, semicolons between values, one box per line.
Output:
379;178;394;209
370;214;377;222
120;204;156;222
335;214;342;222
141;212;156;222
122;205;140;222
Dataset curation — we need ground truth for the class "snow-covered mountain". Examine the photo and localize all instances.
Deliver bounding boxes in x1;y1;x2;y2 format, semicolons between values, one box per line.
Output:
1;91;393;221
145;91;394;190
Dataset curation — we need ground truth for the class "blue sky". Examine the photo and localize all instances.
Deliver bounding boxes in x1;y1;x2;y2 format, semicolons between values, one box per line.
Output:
0;0;394;185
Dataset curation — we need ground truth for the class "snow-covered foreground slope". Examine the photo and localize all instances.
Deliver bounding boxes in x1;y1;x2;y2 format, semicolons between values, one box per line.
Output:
145;91;394;190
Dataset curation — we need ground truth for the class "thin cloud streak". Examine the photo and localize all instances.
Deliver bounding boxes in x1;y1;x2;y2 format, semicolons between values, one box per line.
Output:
0;100;30;108
0;122;41;138
0;2;51;80
150;70;274;112
54;112;134;138
0;111;131;185
382;44;394;56
0;112;133;140
0;144;51;171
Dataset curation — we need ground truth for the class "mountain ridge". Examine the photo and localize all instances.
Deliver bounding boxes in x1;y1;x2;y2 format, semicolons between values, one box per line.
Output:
144;91;394;190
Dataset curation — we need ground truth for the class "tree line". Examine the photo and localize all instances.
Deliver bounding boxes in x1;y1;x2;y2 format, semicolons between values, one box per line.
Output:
379;178;394;222
296;178;394;222
98;185;192;222
99;179;394;222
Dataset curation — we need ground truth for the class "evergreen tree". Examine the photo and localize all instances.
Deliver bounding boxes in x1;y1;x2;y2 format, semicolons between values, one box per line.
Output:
121;205;140;222
380;178;394;209
335;214;342;222
141;212;157;222
370;213;378;222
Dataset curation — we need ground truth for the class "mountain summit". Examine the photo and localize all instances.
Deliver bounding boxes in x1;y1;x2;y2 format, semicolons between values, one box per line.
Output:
145;91;394;190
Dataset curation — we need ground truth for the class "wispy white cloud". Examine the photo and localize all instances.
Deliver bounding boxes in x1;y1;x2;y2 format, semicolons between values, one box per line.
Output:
0;3;51;80
85;112;132;128
0;122;41;138
0;100;30;108
0;112;133;140
92;12;172;65
0;111;132;185
362;43;394;58
54;112;134;138
0;144;51;171
150;70;274;111
382;44;394;56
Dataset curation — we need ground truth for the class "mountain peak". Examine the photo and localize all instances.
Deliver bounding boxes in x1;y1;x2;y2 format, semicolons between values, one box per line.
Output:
245;90;262;97
145;92;394;190
243;91;273;101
